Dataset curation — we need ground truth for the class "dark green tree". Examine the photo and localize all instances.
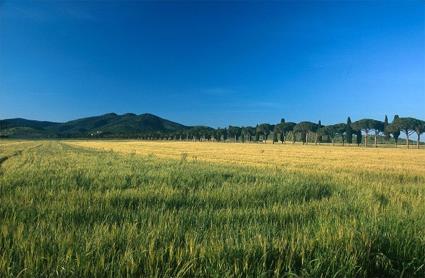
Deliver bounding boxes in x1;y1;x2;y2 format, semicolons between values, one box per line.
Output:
293;121;318;144
345;117;353;144
247;126;256;142
223;128;228;141
215;128;224;142
386;115;401;147
240;127;248;142
356;130;362;146
284;122;296;144
392;117;416;149
352;119;370;146
352;119;383;147
272;131;278;144
274;124;283;143
413;119;425;149
334;123;347;145
254;125;260;142
256;123;272;143
371;120;384;147
318;125;336;145
275;122;296;143
228;126;241;142
383;115;390;141
316;120;323;144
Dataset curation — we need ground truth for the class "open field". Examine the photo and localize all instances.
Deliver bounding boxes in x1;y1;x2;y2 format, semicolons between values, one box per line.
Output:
68;140;425;177
1;141;425;277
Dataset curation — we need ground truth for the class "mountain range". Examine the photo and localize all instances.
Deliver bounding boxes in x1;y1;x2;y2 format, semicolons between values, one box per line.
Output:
0;113;190;138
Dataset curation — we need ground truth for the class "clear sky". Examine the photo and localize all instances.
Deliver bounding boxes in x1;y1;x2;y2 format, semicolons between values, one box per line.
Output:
0;1;424;127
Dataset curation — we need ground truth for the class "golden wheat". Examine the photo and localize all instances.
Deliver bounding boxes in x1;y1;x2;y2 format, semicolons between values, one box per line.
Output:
66;140;425;177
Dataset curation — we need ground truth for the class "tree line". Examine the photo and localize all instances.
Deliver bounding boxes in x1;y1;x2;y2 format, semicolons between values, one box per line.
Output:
135;115;425;149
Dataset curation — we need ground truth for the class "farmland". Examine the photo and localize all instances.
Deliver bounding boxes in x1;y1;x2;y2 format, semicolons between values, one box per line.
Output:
1;140;425;277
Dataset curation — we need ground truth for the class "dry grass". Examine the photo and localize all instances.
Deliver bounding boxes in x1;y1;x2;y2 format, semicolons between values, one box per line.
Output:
66;140;425;177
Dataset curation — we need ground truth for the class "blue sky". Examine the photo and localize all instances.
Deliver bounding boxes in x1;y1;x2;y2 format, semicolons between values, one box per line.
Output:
0;1;424;127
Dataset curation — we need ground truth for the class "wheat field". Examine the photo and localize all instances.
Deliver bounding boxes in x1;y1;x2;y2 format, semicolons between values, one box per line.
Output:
67;140;425;176
1;140;424;277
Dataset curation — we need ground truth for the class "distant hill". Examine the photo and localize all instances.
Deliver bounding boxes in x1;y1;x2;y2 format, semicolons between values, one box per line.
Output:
0;113;189;138
1;118;60;130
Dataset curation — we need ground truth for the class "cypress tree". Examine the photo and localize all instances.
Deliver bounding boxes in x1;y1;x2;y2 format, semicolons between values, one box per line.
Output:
346;117;353;144
317;120;322;144
254;125;259;142
273;131;278;144
392;115;400;147
356;130;362;146
384;115;390;141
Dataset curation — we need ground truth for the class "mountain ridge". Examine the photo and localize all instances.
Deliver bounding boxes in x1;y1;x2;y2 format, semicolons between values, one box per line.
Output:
0;113;190;138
